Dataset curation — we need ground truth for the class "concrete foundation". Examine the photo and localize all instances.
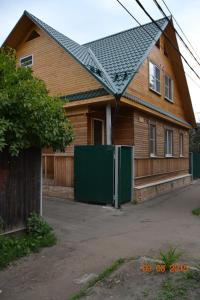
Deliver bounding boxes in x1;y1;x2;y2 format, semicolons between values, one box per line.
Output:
134;174;192;203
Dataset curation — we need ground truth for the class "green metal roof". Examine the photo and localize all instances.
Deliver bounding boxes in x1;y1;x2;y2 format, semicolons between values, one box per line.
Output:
24;11;169;96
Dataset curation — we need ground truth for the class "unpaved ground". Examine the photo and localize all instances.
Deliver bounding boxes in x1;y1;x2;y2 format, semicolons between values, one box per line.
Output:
0;181;200;300
84;258;200;300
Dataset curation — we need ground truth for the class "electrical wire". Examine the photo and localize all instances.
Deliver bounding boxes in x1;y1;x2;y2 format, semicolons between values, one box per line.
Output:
160;0;200;61
133;0;200;80
116;0;200;89
153;0;200;67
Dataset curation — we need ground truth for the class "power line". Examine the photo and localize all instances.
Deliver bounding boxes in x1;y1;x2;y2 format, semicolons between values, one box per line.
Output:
185;72;200;89
133;0;200;81
152;0;200;68
160;0;200;61
116;0;200;86
116;0;157;42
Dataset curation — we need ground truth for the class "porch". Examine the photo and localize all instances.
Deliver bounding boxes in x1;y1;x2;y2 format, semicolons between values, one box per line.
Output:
42;101;191;202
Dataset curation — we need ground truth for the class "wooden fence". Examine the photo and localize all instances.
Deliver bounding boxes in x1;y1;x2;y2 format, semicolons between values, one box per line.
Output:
0;148;41;233
135;157;189;184
42;153;74;187
43;153;190;189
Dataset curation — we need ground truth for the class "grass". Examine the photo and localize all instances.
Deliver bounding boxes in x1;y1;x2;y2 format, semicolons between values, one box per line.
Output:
0;213;56;270
68;258;125;300
192;208;200;216
159;247;182;271
156;277;187;300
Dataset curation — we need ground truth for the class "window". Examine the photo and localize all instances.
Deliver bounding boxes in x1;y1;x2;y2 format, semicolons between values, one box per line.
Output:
149;62;161;94
180;133;184;156
149;123;156;157
165;129;173;157
20;55;33;67
92;119;104;145
165;74;173;101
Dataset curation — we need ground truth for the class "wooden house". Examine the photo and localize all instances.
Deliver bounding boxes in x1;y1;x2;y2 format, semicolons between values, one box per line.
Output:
3;11;196;202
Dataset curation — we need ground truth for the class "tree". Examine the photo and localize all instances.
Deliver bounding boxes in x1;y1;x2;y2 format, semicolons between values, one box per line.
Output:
0;47;73;156
190;123;200;152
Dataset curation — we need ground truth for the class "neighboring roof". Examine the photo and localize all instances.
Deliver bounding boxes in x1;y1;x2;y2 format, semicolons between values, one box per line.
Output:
5;10;169;96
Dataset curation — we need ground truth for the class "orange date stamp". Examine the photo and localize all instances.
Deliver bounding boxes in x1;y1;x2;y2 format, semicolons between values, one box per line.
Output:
140;263;188;273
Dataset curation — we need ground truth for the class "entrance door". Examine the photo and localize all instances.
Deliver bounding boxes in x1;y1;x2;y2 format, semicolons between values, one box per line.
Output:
92;119;104;145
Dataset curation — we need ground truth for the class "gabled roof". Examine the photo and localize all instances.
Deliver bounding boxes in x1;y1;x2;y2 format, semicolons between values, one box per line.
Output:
84;18;169;94
3;10;169;96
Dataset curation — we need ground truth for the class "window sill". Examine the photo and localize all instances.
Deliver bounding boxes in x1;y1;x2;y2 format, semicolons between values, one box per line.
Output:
165;97;174;103
180;155;184;158
165;154;173;158
150;154;157;158
149;87;161;96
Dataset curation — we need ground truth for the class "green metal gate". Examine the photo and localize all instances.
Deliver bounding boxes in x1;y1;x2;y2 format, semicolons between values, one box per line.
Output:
74;145;133;207
191;152;200;179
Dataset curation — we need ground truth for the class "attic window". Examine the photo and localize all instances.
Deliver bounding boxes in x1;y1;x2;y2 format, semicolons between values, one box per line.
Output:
26;30;40;42
155;39;160;49
20;55;33;68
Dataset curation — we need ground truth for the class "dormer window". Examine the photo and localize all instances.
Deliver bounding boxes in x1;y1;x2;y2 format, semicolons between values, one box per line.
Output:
149;61;161;94
20;55;33;68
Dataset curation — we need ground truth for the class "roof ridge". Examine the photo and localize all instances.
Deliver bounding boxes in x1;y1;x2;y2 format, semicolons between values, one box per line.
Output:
83;16;168;46
87;48;117;91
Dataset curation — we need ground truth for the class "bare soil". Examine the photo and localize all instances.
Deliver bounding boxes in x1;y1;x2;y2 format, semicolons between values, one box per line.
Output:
84;258;200;300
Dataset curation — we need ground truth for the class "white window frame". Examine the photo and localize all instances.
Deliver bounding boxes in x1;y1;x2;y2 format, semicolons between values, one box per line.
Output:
165;74;173;102
165;129;173;157
149;123;156;157
149;61;161;95
20;54;33;68
91;118;105;145
180;133;184;157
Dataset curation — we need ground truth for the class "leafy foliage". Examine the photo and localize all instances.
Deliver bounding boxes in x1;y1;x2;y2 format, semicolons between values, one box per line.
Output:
192;208;200;216
0;47;73;156
159;247;182;271
190;124;200;152
0;213;56;270
27;212;53;236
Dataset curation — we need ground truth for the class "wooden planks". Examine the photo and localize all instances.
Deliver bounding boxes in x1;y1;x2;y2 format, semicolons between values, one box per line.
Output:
42;154;74;187
127;30;193;125
0;148;41;232
16;25;102;97
135;157;189;179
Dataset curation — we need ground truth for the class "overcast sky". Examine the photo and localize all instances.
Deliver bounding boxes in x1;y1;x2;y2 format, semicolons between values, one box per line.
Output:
1;0;200;121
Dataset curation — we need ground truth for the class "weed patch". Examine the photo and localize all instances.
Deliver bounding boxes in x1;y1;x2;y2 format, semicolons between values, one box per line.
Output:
192;208;200;216
159;247;182;271
0;213;56;270
69;258;125;300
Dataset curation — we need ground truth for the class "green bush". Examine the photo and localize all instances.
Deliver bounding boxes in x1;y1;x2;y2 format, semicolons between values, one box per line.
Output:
192;208;200;216
0;213;56;270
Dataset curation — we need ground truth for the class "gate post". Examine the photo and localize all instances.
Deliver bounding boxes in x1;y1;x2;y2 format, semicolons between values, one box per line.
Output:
114;145;119;208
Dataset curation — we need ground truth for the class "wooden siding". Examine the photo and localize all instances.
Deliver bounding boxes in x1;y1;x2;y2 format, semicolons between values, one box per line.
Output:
134;111;189;159
43;153;74;187
16;25;103;97
127;31;189;124
112;110;134;145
